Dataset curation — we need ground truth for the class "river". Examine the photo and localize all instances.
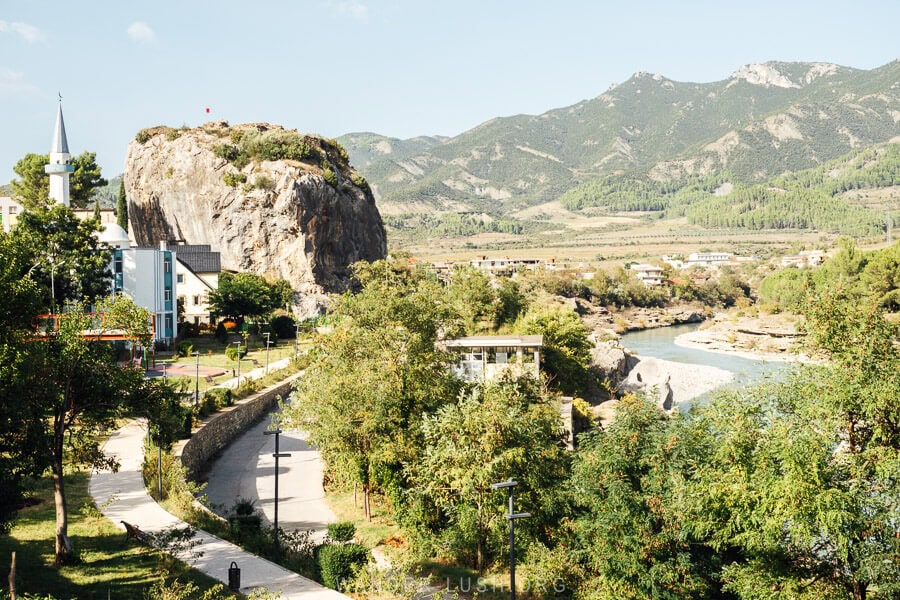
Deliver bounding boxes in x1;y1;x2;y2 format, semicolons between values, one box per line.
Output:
619;322;792;395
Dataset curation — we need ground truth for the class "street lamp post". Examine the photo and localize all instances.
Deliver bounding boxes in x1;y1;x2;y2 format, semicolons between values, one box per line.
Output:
233;340;242;386
264;332;272;374
193;351;200;406
491;480;531;600
162;363;168;384
263;427;291;563
294;321;300;359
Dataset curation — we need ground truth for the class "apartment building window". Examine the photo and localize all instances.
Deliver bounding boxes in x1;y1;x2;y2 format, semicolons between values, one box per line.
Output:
164;258;171;273
8;206;17;214
164;289;171;302
177;273;184;284
192;295;201;306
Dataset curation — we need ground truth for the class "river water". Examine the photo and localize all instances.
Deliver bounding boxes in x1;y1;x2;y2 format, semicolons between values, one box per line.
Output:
619;322;792;394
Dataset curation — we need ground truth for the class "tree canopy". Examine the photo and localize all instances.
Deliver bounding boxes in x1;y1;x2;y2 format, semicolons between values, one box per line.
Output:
11;151;107;209
208;272;294;321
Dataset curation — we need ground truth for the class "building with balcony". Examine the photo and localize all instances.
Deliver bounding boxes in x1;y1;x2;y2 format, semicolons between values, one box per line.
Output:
442;335;542;382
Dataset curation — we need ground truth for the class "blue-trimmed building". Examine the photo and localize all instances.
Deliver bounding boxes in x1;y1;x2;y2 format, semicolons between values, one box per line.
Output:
102;225;178;345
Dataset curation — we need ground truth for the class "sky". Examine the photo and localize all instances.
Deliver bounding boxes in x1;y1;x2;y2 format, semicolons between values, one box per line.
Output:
1;0;898;181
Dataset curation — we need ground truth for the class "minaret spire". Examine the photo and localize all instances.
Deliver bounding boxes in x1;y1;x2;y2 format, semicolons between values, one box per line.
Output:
45;97;74;207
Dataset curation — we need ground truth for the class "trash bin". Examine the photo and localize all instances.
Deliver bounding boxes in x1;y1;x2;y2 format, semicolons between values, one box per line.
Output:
228;561;240;591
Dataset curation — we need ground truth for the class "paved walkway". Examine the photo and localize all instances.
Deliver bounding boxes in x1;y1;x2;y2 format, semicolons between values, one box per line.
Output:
90;363;347;599
205;415;336;542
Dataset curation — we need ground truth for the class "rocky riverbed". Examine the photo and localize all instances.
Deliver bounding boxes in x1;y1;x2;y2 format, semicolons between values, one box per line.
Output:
673;312;808;362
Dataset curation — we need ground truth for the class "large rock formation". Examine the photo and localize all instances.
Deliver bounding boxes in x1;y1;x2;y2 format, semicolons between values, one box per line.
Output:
125;122;387;307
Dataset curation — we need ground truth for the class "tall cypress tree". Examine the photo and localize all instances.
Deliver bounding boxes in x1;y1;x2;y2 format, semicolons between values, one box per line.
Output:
116;179;128;232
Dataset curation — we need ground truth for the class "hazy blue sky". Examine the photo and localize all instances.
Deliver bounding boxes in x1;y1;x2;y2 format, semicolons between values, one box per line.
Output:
1;1;898;180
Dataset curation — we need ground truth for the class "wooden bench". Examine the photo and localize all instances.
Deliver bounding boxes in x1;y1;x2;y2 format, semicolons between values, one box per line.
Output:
121;520;150;545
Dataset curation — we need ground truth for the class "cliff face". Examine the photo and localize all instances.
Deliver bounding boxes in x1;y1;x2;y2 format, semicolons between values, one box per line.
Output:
125;122;387;303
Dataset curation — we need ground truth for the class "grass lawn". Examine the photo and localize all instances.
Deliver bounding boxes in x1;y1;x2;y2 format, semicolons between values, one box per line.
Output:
0;471;227;599
157;334;314;390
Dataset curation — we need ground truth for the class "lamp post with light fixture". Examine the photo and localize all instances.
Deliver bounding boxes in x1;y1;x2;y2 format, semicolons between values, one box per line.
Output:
491;479;531;600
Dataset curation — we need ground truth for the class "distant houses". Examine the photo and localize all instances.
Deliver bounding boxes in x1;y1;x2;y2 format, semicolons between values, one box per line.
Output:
781;249;825;268
630;263;666;286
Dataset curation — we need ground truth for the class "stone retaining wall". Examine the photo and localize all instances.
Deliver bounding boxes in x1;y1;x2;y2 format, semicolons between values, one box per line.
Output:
175;373;302;480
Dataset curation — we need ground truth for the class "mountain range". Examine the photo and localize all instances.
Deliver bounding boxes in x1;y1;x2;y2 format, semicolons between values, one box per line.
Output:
339;60;900;220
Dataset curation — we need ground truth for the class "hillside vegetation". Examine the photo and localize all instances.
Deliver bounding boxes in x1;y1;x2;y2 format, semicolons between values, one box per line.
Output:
339;60;900;251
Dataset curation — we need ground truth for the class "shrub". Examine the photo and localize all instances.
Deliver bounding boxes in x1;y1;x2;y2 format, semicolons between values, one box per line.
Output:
225;345;248;362
322;166;337;186
326;521;356;543
166;129;182;141
176;341;194;358
271;314;296;339
250;174;275;191
213;143;240;161
214;321;229;344
316;543;370;591
135;130;152;144
222;172;247;187
351;173;368;189
204;387;233;410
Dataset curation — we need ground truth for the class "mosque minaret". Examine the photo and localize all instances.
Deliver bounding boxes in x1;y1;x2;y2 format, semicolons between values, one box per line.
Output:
45;99;74;207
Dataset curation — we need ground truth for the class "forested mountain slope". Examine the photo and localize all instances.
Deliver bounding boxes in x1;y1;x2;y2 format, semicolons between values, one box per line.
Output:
340;60;900;218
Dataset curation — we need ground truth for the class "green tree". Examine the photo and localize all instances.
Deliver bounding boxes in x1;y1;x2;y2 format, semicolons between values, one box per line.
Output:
11;151;107;209
571;394;721;598
447;265;498;333
860;241;900;309
683;293;900;599
516;306;592;395
208;272;290;321
286;258;461;519
410;376;570;571
116;179;129;232
26;295;153;564
10;204;111;310
11;152;49;208
0;234;47;532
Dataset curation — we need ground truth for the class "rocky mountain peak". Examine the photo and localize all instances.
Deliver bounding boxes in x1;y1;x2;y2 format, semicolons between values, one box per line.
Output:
729;63;801;89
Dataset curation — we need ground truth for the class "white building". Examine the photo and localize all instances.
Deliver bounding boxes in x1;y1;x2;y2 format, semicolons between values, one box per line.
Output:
684;252;733;267
469;256;543;274
0;197;21;233
442;335;542;382
174;245;221;326
631;263;665;286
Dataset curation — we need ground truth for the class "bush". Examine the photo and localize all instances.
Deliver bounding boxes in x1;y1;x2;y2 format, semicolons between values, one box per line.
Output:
176;341;194;358
135;130;151;144
326;521;356;543
322;166;337;186
249;174;275;191
271;314;296;339
214;321;229;344
225;345;248;362
316;543;370;591
204;387;233;410
213;143;239;161
222;172;247;187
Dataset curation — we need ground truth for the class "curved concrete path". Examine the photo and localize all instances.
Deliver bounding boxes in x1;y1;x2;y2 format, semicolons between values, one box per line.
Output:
204;416;336;542
89;363;347;599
